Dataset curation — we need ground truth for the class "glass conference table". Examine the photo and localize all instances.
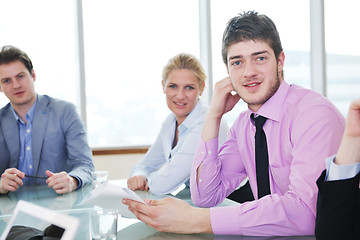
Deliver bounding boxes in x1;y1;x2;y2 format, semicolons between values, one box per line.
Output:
0;180;316;240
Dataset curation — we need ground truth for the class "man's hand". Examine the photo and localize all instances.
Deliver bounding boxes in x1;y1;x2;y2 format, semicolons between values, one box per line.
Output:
0;168;25;194
202;77;240;141
127;175;149;191
335;98;360;165
45;170;78;194
208;77;241;119
344;98;360;138
123;197;212;234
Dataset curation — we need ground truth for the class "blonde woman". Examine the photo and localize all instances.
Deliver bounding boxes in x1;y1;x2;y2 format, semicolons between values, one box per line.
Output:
127;53;228;195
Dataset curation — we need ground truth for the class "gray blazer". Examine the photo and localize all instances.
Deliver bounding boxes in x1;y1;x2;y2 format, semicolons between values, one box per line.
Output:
0;95;94;186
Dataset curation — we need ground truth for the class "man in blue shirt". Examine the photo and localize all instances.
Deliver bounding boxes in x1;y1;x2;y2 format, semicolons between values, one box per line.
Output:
0;45;94;194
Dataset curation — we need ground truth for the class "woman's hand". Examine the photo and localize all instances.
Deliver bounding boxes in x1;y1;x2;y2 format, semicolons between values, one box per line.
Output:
127;175;149;191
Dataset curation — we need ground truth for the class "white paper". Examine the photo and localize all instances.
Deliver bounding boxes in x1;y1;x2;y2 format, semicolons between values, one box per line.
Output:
82;183;146;218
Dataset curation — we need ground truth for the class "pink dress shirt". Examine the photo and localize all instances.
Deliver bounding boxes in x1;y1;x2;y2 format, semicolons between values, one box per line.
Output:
190;81;345;236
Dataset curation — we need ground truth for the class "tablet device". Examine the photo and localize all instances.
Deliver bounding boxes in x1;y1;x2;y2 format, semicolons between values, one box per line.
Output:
0;200;79;240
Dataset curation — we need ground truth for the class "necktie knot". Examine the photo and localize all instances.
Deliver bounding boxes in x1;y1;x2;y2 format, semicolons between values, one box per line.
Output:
251;114;267;129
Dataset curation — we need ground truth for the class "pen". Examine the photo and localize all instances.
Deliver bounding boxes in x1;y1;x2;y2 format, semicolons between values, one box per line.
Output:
25;175;48;179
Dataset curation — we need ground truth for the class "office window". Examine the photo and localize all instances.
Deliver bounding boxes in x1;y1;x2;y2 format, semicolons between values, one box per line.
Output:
3;1;354;149
325;0;360;116
0;0;78;109
82;0;200;147
210;1;310;125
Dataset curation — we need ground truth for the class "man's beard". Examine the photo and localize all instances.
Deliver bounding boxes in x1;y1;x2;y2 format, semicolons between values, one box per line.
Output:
243;71;281;108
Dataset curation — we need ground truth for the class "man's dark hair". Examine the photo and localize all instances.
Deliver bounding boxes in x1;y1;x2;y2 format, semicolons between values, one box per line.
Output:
0;45;33;74
221;11;283;65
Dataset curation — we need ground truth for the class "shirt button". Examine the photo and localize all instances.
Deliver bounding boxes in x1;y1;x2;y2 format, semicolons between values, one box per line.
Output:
27;129;30;133
29;165;32;169
208;150;212;154
201;151;204;155
199;179;202;183
26;146;30;151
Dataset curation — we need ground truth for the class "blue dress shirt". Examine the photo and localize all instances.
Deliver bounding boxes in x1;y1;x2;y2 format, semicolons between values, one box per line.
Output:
11;99;37;185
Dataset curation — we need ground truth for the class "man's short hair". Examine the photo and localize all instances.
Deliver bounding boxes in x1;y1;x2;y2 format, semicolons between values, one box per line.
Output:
0;45;33;74
221;11;283;65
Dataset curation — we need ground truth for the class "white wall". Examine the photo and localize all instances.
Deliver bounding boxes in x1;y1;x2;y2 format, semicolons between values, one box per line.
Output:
93;154;144;180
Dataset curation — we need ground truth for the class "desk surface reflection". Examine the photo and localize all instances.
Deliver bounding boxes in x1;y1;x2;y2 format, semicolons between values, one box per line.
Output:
0;181;316;240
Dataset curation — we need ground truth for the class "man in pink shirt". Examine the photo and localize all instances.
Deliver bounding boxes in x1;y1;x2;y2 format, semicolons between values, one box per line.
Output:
123;11;345;236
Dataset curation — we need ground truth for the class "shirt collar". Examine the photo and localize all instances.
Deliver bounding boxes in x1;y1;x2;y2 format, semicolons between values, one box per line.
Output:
250;80;290;122
11;95;38;124
178;100;204;132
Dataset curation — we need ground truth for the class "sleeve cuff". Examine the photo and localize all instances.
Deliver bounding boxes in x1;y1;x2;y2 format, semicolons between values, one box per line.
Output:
326;155;360;181
193;137;218;166
71;175;82;190
190;136;220;202
210;206;241;235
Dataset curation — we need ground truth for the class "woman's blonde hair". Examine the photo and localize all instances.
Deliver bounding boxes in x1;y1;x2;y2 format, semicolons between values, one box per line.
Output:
162;53;206;91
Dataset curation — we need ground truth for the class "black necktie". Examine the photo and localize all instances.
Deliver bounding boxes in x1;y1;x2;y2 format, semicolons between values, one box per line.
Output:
251;113;270;198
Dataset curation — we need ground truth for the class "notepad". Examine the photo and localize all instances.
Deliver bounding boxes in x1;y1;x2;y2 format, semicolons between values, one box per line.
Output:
81;182;146;218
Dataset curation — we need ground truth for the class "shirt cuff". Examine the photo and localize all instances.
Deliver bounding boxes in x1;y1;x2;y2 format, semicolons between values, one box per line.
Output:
210;206;241;235
71;175;82;190
326;155;360;181
193;137;218;167
190;136;219;200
